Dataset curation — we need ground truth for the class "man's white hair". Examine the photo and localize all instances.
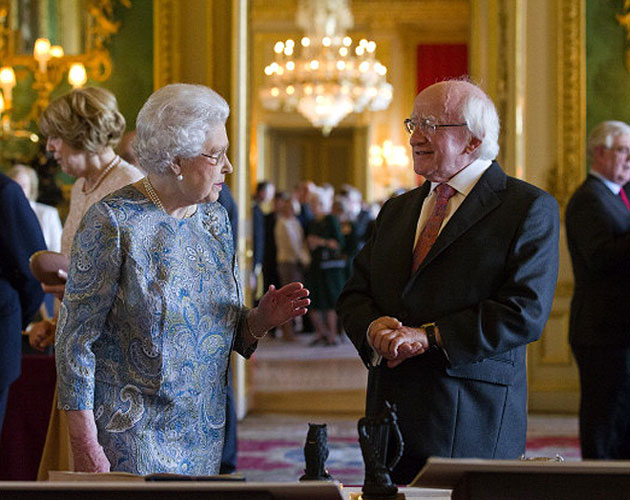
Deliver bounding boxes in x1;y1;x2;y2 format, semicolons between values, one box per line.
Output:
587;121;630;163
460;84;501;161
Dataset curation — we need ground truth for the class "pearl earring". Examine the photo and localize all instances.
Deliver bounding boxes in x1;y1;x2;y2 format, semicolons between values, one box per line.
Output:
176;174;184;182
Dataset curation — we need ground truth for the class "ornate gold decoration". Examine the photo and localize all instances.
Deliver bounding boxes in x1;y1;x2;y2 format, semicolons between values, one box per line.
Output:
153;0;181;90
0;0;132;129
549;0;585;212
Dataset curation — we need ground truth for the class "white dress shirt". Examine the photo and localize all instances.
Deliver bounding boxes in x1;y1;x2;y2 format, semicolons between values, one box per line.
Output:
589;170;622;195
413;158;493;246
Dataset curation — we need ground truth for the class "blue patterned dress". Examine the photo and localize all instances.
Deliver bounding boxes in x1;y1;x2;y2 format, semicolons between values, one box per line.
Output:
55;185;255;475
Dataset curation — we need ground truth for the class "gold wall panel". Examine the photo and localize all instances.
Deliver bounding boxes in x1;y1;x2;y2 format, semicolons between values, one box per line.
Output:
540;310;572;365
550;0;586;212
153;0;181;89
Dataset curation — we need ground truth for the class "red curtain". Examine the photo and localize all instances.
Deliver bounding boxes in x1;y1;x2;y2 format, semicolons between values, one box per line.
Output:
416;44;468;94
413;44;469;184
0;355;56;480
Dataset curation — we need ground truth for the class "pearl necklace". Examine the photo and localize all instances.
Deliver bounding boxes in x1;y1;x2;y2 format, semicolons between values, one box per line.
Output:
142;177;194;219
83;155;121;194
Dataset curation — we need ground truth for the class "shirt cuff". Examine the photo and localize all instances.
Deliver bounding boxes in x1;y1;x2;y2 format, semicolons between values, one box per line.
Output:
366;319;382;367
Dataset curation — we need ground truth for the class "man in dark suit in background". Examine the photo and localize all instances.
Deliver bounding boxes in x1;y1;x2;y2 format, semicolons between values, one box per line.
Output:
251;181;274;300
566;120;630;459
337;80;559;483
217;183;239;474
0;173;46;438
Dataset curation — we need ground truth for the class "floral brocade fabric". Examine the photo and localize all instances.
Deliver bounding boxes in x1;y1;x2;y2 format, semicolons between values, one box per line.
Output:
55;185;252;475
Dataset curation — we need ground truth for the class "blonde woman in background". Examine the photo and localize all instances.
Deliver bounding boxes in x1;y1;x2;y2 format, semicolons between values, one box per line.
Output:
274;191;310;341
26;86;143;479
8;164;62;253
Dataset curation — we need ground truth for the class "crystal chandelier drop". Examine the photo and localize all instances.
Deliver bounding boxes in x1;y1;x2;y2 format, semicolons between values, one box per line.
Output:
260;0;393;135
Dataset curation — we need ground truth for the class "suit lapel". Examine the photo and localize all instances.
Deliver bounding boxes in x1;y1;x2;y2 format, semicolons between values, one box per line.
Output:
404;162;507;293
587;175;630;220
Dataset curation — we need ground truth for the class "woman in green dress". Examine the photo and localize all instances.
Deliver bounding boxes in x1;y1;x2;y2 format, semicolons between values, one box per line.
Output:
306;187;346;346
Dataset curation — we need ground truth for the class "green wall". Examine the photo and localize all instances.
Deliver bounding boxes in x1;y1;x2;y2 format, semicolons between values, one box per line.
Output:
48;0;154;129
0;0;153;171
586;0;630;135
106;0;154;128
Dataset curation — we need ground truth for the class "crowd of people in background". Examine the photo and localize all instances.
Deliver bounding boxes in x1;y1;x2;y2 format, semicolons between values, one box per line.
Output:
251;179;387;345
11;162;395;351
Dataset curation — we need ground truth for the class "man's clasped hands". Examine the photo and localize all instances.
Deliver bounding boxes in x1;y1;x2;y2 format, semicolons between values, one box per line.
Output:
368;316;435;368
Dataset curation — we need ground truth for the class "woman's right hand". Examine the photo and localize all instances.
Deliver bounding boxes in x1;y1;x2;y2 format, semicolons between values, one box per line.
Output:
66;410;111;473
72;441;111;473
42;269;67;300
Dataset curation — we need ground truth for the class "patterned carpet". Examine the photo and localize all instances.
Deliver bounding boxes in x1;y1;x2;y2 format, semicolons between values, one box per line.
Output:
236;413;580;484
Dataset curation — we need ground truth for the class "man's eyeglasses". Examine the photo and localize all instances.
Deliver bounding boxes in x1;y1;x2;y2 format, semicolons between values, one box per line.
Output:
607;146;630;157
404;116;468;135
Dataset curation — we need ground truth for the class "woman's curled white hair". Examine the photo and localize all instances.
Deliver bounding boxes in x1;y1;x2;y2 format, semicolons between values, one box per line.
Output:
134;83;230;175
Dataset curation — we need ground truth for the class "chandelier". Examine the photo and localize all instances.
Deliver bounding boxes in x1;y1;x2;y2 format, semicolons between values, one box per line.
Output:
260;0;393;135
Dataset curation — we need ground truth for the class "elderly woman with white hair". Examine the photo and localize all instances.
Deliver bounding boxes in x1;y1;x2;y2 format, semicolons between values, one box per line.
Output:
55;83;310;475
305;186;346;346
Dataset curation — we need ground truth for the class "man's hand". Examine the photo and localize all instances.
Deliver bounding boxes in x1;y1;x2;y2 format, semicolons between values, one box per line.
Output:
369;318;430;367
385;326;429;367
368;316;412;358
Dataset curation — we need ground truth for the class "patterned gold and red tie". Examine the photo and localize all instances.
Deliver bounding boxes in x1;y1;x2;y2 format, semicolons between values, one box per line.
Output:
411;183;457;274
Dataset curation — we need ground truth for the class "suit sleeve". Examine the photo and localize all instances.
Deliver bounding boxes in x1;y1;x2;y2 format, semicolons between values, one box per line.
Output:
337;202;390;366
566;190;630;273
0;180;46;327
437;193;560;367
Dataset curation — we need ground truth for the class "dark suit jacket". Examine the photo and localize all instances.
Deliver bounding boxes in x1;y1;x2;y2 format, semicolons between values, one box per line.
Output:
218;184;238;248
262;212;279;290
0;174;46;387
252;203;265;268
566;174;630;346
337;162;559;477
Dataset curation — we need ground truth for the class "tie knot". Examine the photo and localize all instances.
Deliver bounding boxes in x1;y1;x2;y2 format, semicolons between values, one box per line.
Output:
434;183;457;200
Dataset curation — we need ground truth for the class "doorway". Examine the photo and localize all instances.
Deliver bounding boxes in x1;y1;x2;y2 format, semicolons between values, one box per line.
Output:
265;127;367;193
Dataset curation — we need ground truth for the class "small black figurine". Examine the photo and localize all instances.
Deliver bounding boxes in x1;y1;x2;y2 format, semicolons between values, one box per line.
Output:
358;401;404;499
299;423;333;481
358;362;405;499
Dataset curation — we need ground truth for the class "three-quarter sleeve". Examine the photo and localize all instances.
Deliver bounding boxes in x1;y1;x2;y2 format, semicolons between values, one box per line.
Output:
55;201;122;410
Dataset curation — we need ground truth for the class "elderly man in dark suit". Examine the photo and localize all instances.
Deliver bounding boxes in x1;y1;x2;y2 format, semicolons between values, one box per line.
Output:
0;173;46;437
337;80;559;484
566;120;630;459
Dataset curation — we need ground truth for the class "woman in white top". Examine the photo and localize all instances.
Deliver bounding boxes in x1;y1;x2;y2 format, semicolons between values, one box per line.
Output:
274;192;310;341
8;164;63;253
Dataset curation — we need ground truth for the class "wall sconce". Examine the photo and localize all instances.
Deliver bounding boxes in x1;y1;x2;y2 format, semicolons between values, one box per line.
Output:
0;37;88;140
0;0;132;145
0;65;36;141
68;63;88;89
369;140;414;200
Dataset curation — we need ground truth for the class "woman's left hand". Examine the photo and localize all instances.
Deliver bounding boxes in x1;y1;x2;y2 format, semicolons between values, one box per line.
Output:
256;282;310;330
